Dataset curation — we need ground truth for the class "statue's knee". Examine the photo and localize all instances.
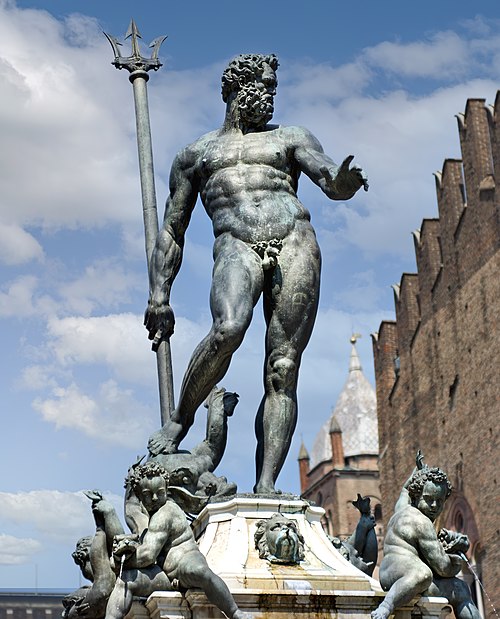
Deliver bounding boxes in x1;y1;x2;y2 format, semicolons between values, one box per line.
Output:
189;562;212;586
269;354;297;391
420;571;433;592
214;318;246;351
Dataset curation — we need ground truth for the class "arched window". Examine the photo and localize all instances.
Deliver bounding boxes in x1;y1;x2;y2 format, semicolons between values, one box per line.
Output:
441;495;485;619
456;546;485;619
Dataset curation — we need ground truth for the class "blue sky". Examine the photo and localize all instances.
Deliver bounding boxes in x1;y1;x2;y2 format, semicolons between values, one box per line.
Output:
1;0;500;590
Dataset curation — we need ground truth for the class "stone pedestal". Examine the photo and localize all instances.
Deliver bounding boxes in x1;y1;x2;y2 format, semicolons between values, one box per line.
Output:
129;496;451;619
192;495;377;593
143;593;450;619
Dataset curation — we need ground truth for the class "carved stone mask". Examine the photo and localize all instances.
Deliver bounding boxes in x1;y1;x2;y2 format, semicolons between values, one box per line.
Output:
254;513;305;564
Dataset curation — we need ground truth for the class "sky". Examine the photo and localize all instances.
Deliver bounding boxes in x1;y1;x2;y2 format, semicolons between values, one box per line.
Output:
1;0;500;591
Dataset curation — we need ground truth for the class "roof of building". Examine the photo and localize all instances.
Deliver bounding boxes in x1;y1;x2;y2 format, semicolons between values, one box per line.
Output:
298;440;310;460
309;338;378;467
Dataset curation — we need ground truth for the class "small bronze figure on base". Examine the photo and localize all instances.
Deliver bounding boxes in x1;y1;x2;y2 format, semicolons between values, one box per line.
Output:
372;452;480;619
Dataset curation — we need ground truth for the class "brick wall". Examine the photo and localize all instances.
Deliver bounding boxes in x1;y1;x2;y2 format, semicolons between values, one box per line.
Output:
373;95;500;618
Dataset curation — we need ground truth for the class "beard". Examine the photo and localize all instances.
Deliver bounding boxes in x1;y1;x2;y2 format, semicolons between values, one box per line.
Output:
237;82;274;128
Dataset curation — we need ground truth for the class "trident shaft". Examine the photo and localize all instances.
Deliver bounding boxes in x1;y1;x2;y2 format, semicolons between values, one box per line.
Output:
105;20;174;426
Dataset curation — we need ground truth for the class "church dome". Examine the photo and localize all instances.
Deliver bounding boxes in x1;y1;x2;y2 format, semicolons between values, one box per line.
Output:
309;338;378;467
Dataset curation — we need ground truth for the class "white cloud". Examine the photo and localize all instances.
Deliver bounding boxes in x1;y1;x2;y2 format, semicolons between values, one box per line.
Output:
45;313;153;384
33;380;155;447
0;3;139;230
302;78;498;258
58;259;141;315
0;223;44;264
0;3;224;240
460;15;494;37
281;60;371;106
34;382;98;431
0;490;123;543
16;309;211;444
362;31;470;79
0;534;42;565
40;310;210;389
0;275;38;317
20;364;59;390
0;274;57;320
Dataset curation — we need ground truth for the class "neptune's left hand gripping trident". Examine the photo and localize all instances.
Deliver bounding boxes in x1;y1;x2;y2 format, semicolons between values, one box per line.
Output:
104;21;174;426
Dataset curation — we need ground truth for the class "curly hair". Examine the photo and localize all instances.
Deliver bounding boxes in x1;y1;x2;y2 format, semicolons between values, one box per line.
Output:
407;466;452;503
126;461;169;491
71;536;92;567
221;53;279;102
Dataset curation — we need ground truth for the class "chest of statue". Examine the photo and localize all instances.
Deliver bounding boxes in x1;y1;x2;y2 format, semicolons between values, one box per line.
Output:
200;129;289;177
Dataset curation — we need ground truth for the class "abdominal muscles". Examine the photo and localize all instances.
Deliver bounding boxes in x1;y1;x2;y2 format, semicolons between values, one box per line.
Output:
202;165;311;243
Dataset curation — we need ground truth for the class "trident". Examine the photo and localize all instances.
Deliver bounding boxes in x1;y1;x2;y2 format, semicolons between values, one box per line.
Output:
104;21;174;425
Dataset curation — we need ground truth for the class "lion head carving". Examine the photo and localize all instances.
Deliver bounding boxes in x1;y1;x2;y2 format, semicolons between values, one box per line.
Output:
254;513;305;564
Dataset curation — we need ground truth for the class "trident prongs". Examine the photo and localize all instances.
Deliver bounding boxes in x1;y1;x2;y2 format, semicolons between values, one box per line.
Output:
150;36;168;62
104;19;167;74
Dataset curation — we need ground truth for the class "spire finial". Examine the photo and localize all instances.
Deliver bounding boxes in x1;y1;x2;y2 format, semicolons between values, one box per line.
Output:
350;332;362;345
349;333;362;372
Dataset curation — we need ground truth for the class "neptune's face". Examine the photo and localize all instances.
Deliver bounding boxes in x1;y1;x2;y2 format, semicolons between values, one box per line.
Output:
238;63;277;128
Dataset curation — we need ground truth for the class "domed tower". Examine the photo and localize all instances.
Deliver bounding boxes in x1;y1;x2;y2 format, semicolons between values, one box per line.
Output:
298;336;382;541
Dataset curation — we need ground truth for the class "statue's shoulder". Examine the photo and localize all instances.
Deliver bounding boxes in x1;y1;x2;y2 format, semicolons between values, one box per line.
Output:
397;505;436;534
277;124;310;134
189;129;220;151
175;130;219;165
277;124;321;146
390;504;418;526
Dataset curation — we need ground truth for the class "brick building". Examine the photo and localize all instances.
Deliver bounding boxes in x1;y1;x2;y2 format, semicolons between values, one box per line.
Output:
298;337;382;552
372;96;500;618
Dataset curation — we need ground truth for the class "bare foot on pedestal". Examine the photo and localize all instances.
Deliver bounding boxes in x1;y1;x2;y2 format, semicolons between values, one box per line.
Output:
147;418;183;456
253;481;282;495
371;601;392;619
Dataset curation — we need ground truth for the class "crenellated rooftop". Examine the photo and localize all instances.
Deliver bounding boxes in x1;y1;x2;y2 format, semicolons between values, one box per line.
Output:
373;94;500;374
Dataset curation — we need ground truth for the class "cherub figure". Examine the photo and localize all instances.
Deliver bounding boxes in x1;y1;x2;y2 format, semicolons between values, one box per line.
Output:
106;461;250;619
372;453;480;619
63;491;124;619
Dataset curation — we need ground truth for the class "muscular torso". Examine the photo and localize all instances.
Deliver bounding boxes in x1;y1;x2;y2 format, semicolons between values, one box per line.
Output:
192;126;313;243
153;501;203;579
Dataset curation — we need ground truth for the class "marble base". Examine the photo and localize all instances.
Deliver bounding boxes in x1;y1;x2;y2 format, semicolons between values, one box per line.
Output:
143;592;450;619
192;495;378;592
127;496;451;619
